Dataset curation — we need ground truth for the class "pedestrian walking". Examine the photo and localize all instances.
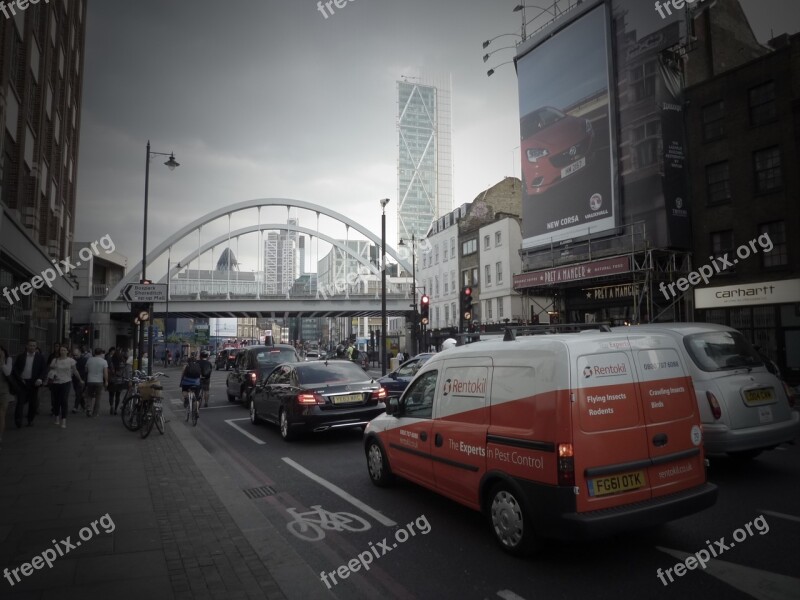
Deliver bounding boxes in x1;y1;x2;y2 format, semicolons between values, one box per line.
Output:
0;345;18;445
71;347;88;414
12;340;47;427
46;342;61;418
396;351;405;364
47;346;83;429
85;348;108;417
105;347;124;415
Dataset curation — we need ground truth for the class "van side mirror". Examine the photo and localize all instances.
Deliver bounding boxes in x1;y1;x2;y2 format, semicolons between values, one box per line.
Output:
385;397;399;416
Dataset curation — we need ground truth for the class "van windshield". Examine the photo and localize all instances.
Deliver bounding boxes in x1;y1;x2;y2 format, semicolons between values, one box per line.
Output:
683;331;763;372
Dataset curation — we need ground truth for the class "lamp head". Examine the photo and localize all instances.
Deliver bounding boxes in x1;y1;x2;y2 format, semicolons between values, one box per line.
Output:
482;40;490;48
380;198;390;208
487;69;496;77
513;4;524;12
164;153;180;171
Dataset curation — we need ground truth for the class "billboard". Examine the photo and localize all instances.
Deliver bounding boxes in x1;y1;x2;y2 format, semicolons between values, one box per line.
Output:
517;4;616;249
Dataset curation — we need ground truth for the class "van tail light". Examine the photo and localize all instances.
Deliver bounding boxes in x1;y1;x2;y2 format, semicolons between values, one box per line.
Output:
706;391;722;420
557;443;575;486
371;387;387;401
249;372;256;384
782;381;796;408
297;392;324;405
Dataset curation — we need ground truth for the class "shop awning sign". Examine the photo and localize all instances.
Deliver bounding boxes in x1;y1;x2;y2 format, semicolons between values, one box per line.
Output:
514;256;632;290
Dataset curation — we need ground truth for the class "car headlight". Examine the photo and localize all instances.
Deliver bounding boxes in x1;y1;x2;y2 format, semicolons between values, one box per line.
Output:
526;148;549;162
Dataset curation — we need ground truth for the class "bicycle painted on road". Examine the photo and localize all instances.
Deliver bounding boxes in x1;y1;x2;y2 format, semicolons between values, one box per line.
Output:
286;505;371;541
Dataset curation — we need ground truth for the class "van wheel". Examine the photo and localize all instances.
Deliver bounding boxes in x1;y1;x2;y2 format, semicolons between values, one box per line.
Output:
366;438;394;487
488;483;535;556
727;449;762;461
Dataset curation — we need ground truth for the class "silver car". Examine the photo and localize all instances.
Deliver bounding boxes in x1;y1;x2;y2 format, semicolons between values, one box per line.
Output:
616;323;799;459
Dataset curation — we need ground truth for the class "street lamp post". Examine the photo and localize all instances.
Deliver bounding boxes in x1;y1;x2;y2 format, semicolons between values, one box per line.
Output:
380;198;390;375
141;141;179;375
399;233;418;356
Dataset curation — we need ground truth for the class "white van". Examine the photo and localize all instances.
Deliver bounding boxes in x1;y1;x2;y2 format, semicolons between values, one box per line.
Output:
364;331;718;554
614;323;800;459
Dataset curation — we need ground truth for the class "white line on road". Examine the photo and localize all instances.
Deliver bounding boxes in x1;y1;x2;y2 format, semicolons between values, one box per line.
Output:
282;457;396;527
225;418;266;445
758;509;800;523
497;591;528;600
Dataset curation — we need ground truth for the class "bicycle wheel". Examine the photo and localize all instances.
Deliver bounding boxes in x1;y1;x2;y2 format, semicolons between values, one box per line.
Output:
191;401;198;427
140;403;155;439
155;408;165;435
122;395;143;431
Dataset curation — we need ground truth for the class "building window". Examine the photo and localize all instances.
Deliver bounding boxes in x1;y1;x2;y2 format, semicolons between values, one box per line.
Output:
471;267;479;287
443;244;448;261
487;299;493;319
444;304;449;325
484;235;490;250
749;81;776;126
485;264;491;286
434;244;439;264
444;278;448;294
631;120;661;168
451;302;455;324
462;239;477;256
496;262;503;284
710;230;735;271
495;231;501;246
754;147;782;194
706;161;731;204
702;101;725;141
631;60;656;101
435;306;439;327
497;298;504;318
435;276;439;296
450;237;455;257
462;270;470;288
759;221;787;267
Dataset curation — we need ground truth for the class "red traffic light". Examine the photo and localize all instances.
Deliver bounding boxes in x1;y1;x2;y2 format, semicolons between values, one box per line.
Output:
421;295;430;305
464;287;471;296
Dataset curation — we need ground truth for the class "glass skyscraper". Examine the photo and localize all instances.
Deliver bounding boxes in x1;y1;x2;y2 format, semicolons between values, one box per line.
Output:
396;75;452;244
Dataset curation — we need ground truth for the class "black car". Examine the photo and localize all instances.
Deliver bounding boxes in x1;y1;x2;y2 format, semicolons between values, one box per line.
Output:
249;360;387;441
225;345;300;408
215;348;241;371
377;353;436;398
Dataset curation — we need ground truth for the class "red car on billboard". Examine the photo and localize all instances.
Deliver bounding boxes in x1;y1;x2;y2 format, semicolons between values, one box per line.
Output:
521;106;594;195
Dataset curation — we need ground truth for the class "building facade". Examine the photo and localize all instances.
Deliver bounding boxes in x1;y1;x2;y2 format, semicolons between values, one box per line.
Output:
478;217;524;326
396;75;452;245
264;217;299;295
0;0;87;353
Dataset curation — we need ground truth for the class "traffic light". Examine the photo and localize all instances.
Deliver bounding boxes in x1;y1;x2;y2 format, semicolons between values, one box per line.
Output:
420;294;430;325
131;302;150;324
460;286;473;321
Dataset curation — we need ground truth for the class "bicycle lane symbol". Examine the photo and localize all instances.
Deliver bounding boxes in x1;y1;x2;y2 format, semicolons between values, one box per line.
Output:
286;505;372;542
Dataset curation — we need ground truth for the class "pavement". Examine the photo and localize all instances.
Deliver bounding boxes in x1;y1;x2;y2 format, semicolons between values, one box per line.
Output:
0;365;321;600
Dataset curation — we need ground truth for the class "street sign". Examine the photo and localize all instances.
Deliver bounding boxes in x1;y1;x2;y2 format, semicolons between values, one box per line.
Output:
122;283;167;302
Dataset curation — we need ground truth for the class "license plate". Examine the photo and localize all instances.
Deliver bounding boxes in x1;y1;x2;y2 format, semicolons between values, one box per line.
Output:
588;470;645;497
561;156;586;178
758;406;773;423
332;393;363;405
744;388;775;406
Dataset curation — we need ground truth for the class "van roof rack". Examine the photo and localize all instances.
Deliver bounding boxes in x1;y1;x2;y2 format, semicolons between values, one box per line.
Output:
503;323;612;341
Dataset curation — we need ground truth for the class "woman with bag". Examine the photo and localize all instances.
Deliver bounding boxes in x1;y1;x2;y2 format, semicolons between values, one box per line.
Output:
46;343;61;418
0;345;17;445
48;346;83;429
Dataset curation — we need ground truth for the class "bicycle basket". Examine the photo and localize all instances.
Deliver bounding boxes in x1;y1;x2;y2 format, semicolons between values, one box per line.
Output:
139;382;163;401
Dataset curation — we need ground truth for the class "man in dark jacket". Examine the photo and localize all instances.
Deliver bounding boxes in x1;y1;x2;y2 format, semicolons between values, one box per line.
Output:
13;339;47;427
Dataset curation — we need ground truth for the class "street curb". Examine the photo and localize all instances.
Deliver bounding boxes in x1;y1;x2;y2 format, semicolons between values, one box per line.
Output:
163;400;335;600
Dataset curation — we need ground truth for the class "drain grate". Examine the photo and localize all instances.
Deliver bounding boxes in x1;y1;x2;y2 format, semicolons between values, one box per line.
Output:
243;485;277;499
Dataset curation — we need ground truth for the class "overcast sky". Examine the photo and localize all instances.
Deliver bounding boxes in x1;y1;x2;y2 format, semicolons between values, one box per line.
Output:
74;0;800;278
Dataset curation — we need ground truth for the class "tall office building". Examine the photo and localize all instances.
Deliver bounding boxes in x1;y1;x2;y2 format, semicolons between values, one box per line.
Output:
263;217;298;294
396;74;452;245
0;1;88;352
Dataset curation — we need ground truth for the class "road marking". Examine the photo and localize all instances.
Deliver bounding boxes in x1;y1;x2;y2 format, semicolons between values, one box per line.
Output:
759;509;800;524
497;591;527;600
225;418;266;445
282;457;396;527
657;547;800;600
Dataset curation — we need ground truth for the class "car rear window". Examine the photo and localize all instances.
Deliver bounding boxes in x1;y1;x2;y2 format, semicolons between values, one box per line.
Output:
683;331;763;372
257;349;298;364
297;361;368;385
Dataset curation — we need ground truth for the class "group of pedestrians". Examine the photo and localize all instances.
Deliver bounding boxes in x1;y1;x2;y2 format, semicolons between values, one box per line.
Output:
0;339;132;445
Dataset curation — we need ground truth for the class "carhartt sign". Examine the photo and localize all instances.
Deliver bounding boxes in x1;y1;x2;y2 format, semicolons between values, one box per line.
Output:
122;283;167;302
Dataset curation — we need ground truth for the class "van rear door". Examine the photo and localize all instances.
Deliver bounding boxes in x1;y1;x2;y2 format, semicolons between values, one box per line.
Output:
572;346;652;512
629;338;707;498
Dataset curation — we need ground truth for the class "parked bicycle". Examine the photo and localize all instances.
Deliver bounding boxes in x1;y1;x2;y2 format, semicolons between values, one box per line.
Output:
121;371;167;434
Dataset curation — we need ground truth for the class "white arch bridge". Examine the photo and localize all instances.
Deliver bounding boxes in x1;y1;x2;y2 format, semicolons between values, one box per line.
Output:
103;198;416;319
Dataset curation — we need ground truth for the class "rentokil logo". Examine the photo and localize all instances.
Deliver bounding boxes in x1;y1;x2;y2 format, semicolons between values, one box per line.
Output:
443;378;487;396
589;364;627;377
